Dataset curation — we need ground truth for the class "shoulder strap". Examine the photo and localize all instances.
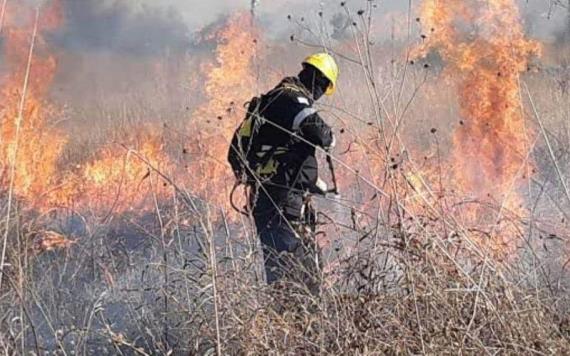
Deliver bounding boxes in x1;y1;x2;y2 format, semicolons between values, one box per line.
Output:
292;108;317;131
281;82;312;100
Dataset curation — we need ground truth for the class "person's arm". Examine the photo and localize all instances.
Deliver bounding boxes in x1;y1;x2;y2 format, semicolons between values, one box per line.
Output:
298;113;335;195
298;112;334;149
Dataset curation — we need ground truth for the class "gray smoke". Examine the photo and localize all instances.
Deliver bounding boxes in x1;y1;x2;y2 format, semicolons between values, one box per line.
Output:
51;0;410;55
33;0;570;57
38;0;570;120
519;0;569;41
56;0;191;55
49;0;569;56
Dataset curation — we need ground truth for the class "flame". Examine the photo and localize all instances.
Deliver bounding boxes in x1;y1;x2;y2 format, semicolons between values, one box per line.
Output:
0;0;68;207
187;13;260;209
0;0;541;243
416;0;540;198
414;0;541;250
0;4;261;219
35;231;75;253
79;130;174;213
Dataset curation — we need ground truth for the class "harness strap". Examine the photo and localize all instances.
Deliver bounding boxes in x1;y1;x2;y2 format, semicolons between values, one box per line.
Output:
255;105;315;176
281;82;312;98
292;108;317;131
246;82;316;181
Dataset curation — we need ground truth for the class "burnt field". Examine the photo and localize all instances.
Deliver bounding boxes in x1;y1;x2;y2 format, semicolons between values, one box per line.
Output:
0;0;569;354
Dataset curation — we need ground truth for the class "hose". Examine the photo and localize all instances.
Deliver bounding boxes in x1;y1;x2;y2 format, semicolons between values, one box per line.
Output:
326;151;339;195
230;181;250;216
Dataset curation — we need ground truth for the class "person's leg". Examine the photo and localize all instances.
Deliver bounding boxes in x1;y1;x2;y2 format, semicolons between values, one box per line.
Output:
292;224;323;295
255;214;301;284
255;210;322;295
264;219;323;294
261;243;282;284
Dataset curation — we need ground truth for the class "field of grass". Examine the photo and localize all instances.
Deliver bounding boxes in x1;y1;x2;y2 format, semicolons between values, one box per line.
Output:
0;1;569;355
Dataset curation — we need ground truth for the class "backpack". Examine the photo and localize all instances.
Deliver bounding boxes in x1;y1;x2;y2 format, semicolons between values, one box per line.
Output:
227;96;265;185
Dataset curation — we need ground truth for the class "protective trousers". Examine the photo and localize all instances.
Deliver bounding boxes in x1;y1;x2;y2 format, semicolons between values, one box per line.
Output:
254;207;322;295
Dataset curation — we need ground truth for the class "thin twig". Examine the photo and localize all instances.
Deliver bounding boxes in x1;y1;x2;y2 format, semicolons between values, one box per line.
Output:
0;7;39;292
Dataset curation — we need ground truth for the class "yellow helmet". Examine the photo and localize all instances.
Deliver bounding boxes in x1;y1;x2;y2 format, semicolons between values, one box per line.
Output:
303;53;339;96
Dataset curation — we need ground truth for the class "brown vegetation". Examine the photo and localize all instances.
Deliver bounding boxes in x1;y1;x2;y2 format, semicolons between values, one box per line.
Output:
0;0;569;354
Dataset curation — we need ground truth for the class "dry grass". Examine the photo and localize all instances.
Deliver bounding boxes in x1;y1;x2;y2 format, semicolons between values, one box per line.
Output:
0;2;569;355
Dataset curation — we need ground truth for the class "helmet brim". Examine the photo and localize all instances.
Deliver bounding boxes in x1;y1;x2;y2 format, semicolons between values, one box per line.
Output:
325;83;335;96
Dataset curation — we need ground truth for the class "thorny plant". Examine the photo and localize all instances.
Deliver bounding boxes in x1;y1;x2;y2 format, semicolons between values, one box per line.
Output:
0;1;569;355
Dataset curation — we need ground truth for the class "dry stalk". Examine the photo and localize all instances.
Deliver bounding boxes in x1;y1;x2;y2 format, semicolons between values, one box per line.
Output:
0;0;7;35
0;7;39;293
525;82;570;209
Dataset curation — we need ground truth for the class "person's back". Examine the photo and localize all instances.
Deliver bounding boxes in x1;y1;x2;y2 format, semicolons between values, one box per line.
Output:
253;76;332;221
229;53;339;289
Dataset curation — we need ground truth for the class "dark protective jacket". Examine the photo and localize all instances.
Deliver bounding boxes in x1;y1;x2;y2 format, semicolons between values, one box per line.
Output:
253;77;333;220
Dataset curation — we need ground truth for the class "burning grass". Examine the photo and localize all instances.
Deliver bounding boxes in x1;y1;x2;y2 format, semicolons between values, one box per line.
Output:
0;0;569;354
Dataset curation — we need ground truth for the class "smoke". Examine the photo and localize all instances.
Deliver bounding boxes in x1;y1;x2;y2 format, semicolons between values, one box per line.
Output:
16;0;570;119
56;0;190;55
51;0;412;55
29;0;570;57
519;0;569;41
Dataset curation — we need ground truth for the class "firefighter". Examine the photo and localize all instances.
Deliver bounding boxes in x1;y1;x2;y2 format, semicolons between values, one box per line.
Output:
246;53;339;292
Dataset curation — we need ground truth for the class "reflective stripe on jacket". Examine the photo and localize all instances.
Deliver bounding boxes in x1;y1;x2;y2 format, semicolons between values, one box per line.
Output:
253;77;333;219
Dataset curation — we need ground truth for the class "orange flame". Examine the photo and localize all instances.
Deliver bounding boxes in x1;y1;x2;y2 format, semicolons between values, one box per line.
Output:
416;0;540;199
187;13;260;209
0;4;261;219
0;0;68;207
78;130;174;213
413;0;542;251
